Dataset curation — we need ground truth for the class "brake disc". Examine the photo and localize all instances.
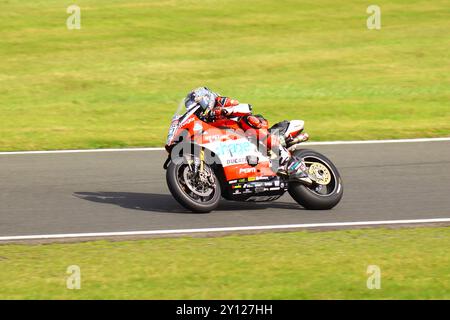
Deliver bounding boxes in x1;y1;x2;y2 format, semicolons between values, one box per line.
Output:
183;166;214;197
308;162;332;185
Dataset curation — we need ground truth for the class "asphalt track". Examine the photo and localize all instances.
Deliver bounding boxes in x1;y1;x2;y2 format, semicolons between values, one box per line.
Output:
0;140;450;239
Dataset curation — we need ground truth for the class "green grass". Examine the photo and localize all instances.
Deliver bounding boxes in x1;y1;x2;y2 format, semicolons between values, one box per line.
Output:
0;227;449;299
1;0;449;151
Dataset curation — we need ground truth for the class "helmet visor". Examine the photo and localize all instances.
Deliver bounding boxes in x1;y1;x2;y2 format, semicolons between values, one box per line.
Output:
184;95;197;110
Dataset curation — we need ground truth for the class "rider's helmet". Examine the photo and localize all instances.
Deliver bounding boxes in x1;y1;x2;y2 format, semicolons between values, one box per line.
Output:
184;87;218;111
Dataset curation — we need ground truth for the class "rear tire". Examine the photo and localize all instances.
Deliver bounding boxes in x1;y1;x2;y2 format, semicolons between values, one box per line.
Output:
166;159;221;213
288;149;343;210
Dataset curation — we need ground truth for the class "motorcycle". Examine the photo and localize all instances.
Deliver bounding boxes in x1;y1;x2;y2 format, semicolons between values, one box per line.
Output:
163;100;343;213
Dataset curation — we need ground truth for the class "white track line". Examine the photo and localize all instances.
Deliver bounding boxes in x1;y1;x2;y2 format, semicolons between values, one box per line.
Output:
1;218;449;241
303;137;450;145
0;137;449;155
0;147;165;155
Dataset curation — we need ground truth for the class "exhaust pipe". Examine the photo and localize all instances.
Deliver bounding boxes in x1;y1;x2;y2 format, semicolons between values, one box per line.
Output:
287;132;309;151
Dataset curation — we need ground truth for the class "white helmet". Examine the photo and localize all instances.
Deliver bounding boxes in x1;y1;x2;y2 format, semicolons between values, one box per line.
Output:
184;87;218;111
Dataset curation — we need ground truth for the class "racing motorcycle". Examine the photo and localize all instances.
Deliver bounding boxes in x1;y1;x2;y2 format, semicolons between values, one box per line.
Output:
163;100;343;213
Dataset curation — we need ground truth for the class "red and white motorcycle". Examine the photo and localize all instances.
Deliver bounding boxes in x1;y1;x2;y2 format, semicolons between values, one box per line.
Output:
164;101;343;213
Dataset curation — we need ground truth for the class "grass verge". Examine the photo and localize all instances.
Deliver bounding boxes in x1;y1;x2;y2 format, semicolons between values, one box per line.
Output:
0;226;449;299
0;0;449;151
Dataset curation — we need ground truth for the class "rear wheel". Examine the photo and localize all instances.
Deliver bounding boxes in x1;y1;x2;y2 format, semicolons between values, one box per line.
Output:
166;155;221;213
288;149;343;210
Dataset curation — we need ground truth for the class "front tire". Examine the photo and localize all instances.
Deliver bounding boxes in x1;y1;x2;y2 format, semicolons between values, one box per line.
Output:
166;158;221;213
288;149;343;210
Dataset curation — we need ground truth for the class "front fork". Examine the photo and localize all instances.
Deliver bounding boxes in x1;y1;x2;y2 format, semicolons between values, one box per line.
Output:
193;148;205;173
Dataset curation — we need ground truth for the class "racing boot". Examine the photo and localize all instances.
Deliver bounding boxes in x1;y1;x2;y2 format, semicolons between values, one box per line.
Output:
277;150;313;185
286;157;313;184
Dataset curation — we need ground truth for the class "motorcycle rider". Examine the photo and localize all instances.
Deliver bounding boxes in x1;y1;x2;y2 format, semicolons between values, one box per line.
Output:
184;87;311;182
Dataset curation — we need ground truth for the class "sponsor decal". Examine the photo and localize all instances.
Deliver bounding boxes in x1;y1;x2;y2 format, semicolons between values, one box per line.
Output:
248;177;256;182
238;178;246;183
245;196;281;202
228;180;237;184
217;141;252;156
226;157;246;165
270;187;281;191
203;134;222;143
239;167;256;174
182;117;195;126
233;190;242;195
255;187;265;193
232;184;242;189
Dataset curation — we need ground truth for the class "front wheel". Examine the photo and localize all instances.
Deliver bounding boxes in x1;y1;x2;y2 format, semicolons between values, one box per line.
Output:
166;156;221;213
288;149;343;210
